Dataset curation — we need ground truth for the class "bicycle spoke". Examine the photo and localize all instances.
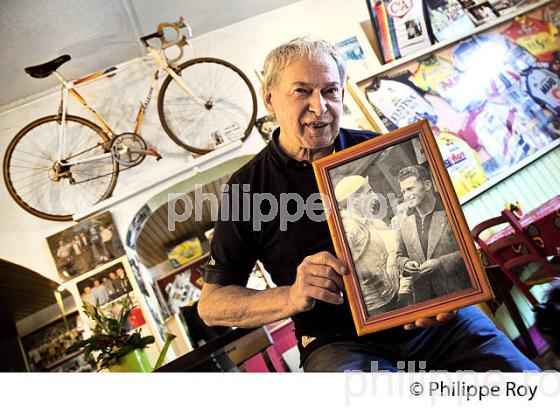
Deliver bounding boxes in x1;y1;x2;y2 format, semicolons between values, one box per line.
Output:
4;116;117;220
159;58;256;153
10;170;49;184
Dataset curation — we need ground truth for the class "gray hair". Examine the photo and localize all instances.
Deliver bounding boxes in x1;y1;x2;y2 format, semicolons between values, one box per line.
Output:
262;37;346;95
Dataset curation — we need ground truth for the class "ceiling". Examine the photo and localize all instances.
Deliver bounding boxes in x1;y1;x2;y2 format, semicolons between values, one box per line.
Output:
0;259;69;328
135;174;231;268
0;0;299;108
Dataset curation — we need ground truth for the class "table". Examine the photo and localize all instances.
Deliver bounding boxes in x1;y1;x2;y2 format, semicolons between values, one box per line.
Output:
486;195;560;260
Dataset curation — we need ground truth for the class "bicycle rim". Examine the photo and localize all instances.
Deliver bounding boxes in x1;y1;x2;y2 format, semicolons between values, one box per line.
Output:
158;57;257;154
3;115;119;221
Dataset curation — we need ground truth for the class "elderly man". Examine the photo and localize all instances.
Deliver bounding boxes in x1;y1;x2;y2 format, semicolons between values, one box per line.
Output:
198;37;539;372
396;165;470;304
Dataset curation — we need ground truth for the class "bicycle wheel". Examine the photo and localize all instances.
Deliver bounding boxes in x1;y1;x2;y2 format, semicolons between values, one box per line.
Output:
158;57;257;154
3;115;119;221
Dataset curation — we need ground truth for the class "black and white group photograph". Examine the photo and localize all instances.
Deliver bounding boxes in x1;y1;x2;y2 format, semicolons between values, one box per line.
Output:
46;211;125;277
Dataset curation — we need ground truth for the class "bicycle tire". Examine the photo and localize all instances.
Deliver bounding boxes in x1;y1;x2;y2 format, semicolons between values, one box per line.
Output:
3;115;119;221
158;57;257;154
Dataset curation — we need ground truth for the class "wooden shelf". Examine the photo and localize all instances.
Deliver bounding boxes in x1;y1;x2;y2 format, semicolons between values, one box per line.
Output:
355;0;553;84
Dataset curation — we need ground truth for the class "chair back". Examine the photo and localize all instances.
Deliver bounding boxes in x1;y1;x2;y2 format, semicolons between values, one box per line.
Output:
471;209;556;306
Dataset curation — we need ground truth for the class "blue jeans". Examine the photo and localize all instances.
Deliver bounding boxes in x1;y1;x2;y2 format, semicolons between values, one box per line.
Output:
303;306;540;372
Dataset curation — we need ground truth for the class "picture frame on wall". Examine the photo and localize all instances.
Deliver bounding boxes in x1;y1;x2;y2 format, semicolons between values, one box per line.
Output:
425;0;476;42
74;259;147;333
76;261;133;307
47;211;125;278
21;311;93;372
156;253;208;315
312;120;492;335
467;2;500;25
366;0;432;63
335;30;379;80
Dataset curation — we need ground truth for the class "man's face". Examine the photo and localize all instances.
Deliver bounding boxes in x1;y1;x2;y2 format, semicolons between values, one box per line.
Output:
400;176;430;209
264;54;343;151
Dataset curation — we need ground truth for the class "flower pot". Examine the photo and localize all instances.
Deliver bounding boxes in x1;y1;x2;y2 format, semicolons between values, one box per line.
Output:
108;348;153;372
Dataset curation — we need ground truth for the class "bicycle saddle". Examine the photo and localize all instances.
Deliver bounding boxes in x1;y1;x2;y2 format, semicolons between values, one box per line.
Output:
25;55;71;78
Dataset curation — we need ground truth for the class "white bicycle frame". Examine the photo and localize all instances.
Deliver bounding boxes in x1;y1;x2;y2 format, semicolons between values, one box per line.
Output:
51;17;200;168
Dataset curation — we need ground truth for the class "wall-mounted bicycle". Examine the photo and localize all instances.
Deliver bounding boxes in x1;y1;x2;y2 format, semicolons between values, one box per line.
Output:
3;17;257;221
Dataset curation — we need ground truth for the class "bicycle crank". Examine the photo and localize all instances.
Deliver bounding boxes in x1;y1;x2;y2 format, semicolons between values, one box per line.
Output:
110;132;160;166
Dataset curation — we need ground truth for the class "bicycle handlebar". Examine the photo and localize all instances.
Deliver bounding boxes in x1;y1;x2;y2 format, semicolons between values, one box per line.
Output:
140;17;192;64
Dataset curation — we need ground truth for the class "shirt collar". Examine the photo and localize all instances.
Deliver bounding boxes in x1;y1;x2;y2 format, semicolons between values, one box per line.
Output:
269;127;345;169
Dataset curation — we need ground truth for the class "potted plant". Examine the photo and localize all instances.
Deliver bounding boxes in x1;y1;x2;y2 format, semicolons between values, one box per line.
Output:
67;296;174;372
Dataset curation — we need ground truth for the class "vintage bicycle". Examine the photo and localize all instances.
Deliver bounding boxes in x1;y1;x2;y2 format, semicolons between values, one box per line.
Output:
3;17;257;221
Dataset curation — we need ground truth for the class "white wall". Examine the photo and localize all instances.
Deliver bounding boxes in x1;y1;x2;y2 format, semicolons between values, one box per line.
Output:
0;0;376;283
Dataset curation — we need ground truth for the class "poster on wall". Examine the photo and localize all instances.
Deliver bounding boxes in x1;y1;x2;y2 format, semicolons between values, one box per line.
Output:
47;211;125;278
21;312;93;372
362;3;560;198
366;0;432;63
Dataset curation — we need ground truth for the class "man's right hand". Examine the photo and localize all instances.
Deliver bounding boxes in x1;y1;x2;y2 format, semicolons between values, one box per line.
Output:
402;260;420;277
288;251;347;313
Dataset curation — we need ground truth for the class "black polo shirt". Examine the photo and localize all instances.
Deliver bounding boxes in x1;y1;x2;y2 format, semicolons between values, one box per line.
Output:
204;127;420;364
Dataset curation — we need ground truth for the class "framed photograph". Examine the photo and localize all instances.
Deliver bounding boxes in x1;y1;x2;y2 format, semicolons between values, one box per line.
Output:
255;115;278;144
366;0;432;63
425;0;476;42
313;120;492;335
156;253;208;314
76;261;133;307
467;2;500;25
47;211;124;278
334;31;379;81
21;311;93;372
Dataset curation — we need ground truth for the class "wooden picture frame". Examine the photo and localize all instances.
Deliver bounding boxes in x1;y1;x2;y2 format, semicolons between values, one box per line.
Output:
313;120;493;335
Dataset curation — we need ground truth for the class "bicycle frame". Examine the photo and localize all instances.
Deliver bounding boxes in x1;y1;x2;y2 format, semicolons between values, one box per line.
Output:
51;17;200;167
51;63;161;166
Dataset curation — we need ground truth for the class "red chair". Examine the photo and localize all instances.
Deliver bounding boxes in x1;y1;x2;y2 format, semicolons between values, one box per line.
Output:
472;209;559;306
472;209;560;357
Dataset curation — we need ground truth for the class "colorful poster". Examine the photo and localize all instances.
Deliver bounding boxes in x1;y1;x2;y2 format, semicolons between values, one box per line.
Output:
363;3;560;198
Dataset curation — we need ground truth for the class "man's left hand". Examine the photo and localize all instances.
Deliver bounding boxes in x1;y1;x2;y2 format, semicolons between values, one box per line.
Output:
403;311;457;330
418;259;441;275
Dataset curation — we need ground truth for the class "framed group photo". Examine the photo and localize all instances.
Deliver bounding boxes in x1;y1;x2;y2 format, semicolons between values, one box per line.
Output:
313;120;492;335
47;211;124;278
76;261;133;307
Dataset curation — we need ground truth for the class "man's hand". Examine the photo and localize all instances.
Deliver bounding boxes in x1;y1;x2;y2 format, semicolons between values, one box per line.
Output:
418;259;442;275
288;251;346;313
403;311;457;330
402;260;420;277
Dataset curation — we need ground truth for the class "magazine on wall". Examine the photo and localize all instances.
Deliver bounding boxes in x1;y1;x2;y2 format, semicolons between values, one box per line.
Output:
425;0;476;42
366;0;432;63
